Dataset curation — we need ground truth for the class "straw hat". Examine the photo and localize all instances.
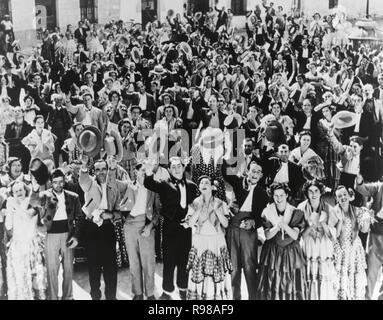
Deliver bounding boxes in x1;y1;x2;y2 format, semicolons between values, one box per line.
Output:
331;111;358;129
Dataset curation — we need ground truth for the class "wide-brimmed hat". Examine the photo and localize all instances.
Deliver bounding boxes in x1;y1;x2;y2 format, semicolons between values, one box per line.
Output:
331;111;358;129
224;113;243;129
81;91;94;100
131;47;141;64
200;127;224;149
77;126;102;158
104;130;123;163
178;42;192;60
153;65;166;75
29;158;50;186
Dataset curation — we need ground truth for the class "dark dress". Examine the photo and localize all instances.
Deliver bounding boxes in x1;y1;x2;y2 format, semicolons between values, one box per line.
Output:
257;206;307;300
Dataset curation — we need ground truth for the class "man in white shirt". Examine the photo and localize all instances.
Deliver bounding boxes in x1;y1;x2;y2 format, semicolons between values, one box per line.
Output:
79;156;128;300
223;162;269;300
144;157;198;300
120;163;158;300
31;169;83;300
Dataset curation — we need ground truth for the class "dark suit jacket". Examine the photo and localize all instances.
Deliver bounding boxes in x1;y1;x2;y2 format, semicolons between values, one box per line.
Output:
264;158;305;197
224;173;269;228
201;110;227;131
4;121;33;148
3;74;24;103
144;174;198;222
74;27;89;47
250;94;272;115
30;189;84;241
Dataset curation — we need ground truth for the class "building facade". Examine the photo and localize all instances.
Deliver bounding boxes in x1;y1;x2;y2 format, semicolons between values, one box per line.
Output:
1;0;383;48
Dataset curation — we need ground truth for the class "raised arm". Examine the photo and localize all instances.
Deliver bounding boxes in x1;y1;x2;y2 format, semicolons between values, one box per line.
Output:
355;173;381;198
79;155;93;193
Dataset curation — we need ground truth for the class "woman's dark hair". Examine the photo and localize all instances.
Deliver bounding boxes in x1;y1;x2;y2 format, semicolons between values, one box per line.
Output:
0;74;9;85
197;175;212;186
108;90;120;101
303;179;325;198
299;130;312;141
270;101;282;110
197;175;218;196
50;168;65;181
269;182;291;196
33;115;44;124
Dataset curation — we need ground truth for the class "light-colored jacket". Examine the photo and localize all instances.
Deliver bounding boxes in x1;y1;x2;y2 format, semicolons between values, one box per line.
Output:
79;168;127;219
119;182;159;226
22;128;55;161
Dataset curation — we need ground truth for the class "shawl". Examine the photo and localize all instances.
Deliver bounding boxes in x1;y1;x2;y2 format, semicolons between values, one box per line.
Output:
262;202;296;239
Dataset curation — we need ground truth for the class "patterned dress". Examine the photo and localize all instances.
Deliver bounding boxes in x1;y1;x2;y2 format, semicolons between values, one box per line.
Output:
186;196;232;300
63;38;77;64
298;200;337;300
317;119;340;190
333;205;368;300
191;145;226;202
5;197;47;300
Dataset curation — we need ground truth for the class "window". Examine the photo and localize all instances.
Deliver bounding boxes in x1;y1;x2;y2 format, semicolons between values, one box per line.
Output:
0;0;10;21
80;0;98;23
231;0;247;15
329;0;339;9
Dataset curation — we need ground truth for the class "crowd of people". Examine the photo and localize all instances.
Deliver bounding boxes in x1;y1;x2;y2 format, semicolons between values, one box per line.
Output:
0;0;382;300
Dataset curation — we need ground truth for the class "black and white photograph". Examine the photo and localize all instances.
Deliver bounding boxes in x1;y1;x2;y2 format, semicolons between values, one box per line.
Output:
0;0;382;307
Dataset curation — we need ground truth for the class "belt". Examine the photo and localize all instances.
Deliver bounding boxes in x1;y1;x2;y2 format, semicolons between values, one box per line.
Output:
230;211;253;228
125;213;146;224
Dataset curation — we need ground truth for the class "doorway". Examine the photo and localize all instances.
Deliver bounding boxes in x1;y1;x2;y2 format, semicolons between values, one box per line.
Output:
188;0;210;13
0;0;11;20
142;0;158;27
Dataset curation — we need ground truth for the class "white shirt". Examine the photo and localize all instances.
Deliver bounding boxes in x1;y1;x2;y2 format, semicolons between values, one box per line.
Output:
139;93;147;110
130;184;148;217
302;48;309;58
129;73;135;83
344;155;360;175
274;162;289;184
240;185;256;212
53;192;67;221
209;112;220;128
354;113;362;133
83;108;92;126
204;88;212;102
99;183;108;210
303;115;311;130
179;183;186;209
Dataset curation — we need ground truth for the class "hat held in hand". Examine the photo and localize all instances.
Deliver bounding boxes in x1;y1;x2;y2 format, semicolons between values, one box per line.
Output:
331;111;358;129
29;158;50;186
77;125;103;158
104;130;123;163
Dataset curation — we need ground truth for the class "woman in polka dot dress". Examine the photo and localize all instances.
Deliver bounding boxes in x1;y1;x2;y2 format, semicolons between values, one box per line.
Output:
333;186;372;300
190;128;232;203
